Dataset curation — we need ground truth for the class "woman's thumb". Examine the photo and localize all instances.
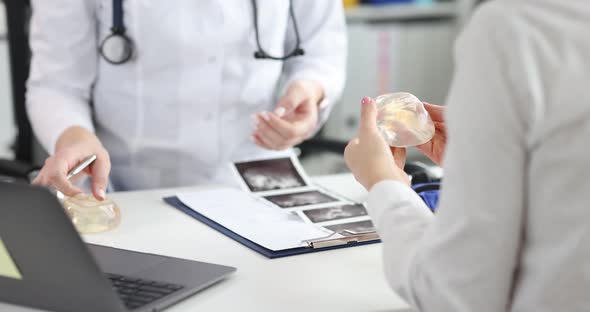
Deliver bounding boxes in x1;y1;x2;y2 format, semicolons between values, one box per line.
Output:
359;96;378;136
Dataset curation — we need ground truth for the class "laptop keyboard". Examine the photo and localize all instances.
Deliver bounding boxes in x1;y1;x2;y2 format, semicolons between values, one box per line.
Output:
107;273;185;310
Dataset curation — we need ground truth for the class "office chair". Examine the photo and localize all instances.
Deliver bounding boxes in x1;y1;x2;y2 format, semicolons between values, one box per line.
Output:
0;0;37;180
4;0;33;163
298;136;348;157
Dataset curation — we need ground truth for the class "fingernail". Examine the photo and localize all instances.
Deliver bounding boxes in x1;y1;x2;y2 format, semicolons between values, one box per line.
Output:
261;112;270;121
361;97;372;105
274;107;286;117
98;189;106;200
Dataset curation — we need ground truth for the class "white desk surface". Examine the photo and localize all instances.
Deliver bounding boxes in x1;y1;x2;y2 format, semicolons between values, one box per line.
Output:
1;174;410;312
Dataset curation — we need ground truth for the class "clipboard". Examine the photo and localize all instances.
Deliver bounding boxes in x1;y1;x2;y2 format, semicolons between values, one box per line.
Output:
164;196;380;259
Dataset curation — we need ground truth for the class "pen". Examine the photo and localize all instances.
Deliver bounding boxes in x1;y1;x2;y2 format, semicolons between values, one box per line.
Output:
54;154;97;201
66;154;98;180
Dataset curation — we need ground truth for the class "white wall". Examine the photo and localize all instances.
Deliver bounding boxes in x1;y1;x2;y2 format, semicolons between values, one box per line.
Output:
0;2;16;159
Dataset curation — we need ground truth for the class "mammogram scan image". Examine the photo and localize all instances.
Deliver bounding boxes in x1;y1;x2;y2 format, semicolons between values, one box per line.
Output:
235;158;307;192
303;204;368;223
264;191;339;209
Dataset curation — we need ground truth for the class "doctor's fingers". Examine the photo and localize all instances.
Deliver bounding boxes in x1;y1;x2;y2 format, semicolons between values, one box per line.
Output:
253;133;284;151
89;153;111;201
264;113;306;141
275;86;308;117
33;157;83;196
254;123;293;150
255;113;287;136
252;135;268;150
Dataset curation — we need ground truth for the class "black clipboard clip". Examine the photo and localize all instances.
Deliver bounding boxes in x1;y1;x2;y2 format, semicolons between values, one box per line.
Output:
303;230;380;249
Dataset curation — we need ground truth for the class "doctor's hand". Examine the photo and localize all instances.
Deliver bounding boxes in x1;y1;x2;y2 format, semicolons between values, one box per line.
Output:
253;80;324;151
416;103;447;165
32;126;111;201
344;97;410;191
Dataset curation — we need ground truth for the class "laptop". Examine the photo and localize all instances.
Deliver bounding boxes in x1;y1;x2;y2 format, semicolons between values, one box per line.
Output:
0;182;236;312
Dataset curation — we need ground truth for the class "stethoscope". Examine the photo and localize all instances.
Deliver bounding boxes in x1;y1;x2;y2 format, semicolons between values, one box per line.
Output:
99;0;305;65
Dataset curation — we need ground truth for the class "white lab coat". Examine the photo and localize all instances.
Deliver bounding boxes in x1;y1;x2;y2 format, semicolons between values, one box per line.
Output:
26;0;346;190
367;0;590;311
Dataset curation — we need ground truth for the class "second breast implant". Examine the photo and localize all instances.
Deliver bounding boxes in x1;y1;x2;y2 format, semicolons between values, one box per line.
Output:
62;194;121;234
373;92;435;147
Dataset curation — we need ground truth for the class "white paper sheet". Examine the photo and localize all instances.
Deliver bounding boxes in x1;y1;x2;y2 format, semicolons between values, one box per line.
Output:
176;188;332;251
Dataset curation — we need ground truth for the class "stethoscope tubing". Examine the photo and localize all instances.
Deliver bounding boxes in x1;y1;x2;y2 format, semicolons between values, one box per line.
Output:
100;0;305;64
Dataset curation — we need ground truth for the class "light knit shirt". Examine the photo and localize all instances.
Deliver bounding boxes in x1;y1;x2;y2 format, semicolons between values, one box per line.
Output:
367;1;590;311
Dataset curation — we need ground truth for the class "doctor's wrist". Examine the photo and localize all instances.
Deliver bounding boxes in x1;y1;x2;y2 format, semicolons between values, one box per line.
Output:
55;126;103;152
291;79;325;106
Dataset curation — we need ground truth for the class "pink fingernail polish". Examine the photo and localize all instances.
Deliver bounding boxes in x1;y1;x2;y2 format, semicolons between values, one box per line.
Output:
261;112;270;121
361;97;371;105
275;107;286;117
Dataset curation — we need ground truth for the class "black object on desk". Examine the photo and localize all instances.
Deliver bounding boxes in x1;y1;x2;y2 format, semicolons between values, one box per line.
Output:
0;182;236;312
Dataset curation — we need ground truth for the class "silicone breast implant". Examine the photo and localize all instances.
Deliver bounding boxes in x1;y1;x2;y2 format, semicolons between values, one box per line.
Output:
375;92;435;147
62;194;121;234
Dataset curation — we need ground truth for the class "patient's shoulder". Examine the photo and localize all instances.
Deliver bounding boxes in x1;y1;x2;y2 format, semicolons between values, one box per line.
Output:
467;0;590;43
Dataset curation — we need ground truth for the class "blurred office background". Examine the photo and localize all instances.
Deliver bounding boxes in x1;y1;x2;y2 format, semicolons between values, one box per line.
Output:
303;0;484;174
0;0;485;175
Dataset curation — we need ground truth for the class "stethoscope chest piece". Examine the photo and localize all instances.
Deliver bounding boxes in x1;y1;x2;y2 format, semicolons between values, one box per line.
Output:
100;32;134;65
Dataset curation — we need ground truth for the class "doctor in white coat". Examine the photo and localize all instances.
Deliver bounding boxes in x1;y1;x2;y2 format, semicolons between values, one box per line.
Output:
27;0;346;200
